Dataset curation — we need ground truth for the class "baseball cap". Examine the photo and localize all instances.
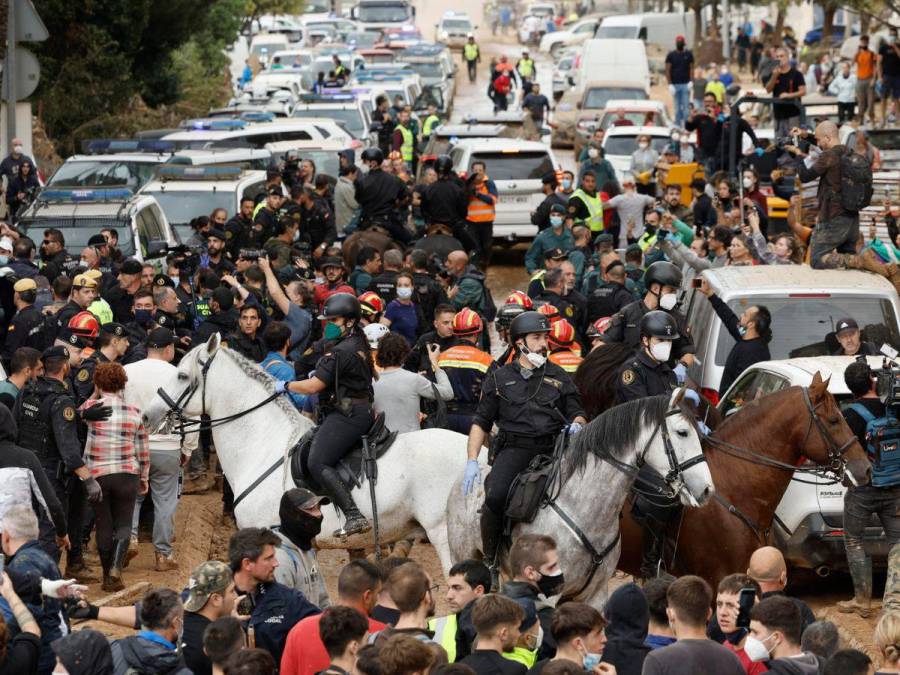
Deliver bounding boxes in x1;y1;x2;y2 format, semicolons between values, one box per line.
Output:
207;228;227;242
87;234;107;247
281;487;331;512
593;232;614;246
119;259;142;276
676;34;686;41
72;274;98;289
146;327;175;349
549;204;567;214
544;247;567;261
184;560;232;612
317;256;343;270
267;186;283;197
101;322;127;337
13;278;36;293
42;345;69;361
835;318;859;334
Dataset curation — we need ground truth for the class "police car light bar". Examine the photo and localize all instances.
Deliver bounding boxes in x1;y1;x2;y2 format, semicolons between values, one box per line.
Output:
137;140;177;153
298;93;356;103
181;118;248;131
156;165;244;181
38;188;135;203
239;111;276;123
353;73;410;82
84;139;142;154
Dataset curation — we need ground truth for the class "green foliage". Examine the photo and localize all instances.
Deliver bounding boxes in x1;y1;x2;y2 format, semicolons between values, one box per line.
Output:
245;0;306;21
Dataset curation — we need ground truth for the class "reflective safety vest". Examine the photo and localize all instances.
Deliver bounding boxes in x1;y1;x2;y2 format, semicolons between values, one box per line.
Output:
518;58;535;78
549;349;583;373
335;64;348;77
639;230;657;251
87;298;114;326
464;43;479;61
397;124;414;163
438;344;493;374
428;614;458;662
504;646;537;669
466;179;496;223
423;114;440;137
571;188;604;232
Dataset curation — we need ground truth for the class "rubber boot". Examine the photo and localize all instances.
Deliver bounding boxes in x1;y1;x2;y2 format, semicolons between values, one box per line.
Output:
99;549;118;592
480;509;503;592
105;539;128;592
639;527;663;580
837;555;873;618
319;467;371;537
124;535;139;569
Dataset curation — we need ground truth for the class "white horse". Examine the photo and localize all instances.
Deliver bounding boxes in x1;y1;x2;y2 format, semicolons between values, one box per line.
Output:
141;334;472;573
446;389;714;609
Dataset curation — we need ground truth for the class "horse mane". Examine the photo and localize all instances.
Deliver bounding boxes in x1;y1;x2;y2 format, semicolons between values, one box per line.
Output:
566;395;670;475
215;346;306;423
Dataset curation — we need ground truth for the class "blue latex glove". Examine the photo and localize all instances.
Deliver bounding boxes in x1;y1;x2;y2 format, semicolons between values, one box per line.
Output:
568;422;583;436
683;389;700;407
274;381;288;394
754;146;765;157
462;460;480;496
673;363;687;384
697;420;711;436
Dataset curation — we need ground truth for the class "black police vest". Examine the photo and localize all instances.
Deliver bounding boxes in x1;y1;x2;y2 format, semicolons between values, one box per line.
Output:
18;383;61;460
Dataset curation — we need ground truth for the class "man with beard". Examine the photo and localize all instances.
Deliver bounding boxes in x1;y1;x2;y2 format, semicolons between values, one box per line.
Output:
429;560;491;662
273;488;332;609
205;229;236;277
371;562;439;646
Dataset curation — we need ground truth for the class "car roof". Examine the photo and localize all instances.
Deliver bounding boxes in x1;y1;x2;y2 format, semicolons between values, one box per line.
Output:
452;138;550;151
264;140;346;151
167;148;272;163
583;80;649;89
141;169;266;191
63;154;168;163
703;267;896;297
433;124;505;137
739;355;885;395
602;99;666;111
604;125;673;137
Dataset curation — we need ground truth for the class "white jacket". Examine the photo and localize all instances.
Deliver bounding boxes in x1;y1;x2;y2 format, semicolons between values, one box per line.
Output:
827;74;857;103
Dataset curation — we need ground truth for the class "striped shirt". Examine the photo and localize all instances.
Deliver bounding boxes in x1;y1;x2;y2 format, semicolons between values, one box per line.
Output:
79;394;150;480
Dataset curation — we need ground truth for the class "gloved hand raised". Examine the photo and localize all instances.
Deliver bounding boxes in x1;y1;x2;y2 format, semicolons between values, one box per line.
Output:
462;460;480;496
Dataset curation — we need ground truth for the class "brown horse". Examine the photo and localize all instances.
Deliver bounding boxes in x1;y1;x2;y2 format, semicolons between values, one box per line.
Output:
615;372;872;588
573;343;634;419
341;227;405;270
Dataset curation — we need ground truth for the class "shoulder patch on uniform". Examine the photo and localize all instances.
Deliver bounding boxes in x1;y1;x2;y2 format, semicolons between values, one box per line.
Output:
621;369;636;385
77;369;90;382
225;230;233;239
63;406;75;421
543;377;562;389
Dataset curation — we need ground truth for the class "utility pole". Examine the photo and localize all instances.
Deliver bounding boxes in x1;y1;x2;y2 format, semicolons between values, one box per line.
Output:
6;0;16;142
722;0;731;62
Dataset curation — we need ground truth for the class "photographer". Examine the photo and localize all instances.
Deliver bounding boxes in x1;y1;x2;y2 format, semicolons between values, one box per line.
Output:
5;160;38;223
838;360;900;619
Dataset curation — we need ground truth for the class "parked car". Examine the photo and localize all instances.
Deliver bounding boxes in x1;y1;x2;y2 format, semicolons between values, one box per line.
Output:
553;79;649;149
804;24;857;47
540;17;600;57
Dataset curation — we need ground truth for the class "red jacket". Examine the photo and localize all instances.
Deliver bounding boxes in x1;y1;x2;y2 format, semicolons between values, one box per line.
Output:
493;73;511;95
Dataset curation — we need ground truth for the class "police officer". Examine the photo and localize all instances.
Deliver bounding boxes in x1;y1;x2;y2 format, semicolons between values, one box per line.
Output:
837;361;900;618
253;187;286;247
55;274;99;335
2;278;52;369
438;309;494;434
616;311;679;404
603;261;695;375
73;322;129;404
277;293;375;536
354;147;411;244
491;302;527;371
586;259;637;325
463;311;586;583
15;346;106;565
421;103;441;144
421;155;480;255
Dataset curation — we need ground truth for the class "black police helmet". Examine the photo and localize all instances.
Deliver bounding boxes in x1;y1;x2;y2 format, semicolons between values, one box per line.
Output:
361;147;384;163
643;261;682;292
496;303;526;330
434;155;453;174
639;310;680;340
318;293;361;321
510;311;551;343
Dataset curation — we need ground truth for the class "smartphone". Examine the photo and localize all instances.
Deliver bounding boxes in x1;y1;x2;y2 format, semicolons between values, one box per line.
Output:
736;587;756;628
237;594;253;616
691;278;702;289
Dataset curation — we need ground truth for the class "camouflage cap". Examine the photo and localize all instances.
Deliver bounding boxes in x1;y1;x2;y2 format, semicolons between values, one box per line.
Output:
184;560;232;612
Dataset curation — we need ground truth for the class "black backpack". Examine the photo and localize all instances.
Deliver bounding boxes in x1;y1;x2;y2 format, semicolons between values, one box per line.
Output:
838;146;874;213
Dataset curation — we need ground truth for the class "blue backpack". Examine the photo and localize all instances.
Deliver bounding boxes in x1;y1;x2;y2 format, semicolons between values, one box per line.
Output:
850;403;900;487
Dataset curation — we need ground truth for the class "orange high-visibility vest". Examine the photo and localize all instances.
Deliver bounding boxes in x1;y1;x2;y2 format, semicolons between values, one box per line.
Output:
467;179;496;223
549;349;583;373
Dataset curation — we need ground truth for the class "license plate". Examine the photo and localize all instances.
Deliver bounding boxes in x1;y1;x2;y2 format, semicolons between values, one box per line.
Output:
500;195;530;205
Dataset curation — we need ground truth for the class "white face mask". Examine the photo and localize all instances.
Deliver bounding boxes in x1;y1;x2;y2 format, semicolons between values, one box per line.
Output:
742;177;754;190
13;145;23;154
659;293;678;311
525;351;547;368
649;340;672;362
639;142;649;150
396;286;413;300
743;634;774;663
588;148;599;159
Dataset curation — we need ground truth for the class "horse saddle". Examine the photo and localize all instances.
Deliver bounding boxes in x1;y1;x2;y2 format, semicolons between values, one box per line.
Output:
289;412;399;492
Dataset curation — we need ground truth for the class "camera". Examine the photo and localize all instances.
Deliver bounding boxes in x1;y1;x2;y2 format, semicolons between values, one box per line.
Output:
168;244;202;275
862;345;900;413
238;249;266;261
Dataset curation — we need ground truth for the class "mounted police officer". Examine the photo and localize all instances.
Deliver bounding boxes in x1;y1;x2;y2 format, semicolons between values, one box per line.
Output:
354;147;411;244
463;311;586;585
838;360;900;618
603;261;695;378
277;293;376;536
14;345;107;566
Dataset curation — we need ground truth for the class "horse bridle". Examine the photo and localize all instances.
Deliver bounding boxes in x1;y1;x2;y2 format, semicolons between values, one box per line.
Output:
799;386;856;476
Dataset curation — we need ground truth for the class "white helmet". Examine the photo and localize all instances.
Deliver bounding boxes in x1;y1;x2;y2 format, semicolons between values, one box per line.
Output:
364;323;390;349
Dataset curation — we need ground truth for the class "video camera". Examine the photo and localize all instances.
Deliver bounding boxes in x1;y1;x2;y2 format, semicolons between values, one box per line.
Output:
167;244;203;276
870;345;900;415
238;248;266;261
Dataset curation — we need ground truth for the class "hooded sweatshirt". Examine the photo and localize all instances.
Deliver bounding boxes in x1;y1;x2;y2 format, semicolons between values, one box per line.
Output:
765;652;825;675
601;583;651;675
53;629;114;675
111;633;192;675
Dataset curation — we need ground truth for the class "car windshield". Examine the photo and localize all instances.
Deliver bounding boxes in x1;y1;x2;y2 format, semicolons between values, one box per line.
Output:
357;3;410;22
347;32;379;48
584;88;647;109
303;0;330;11
469;151;553;180
294;108;365;136
251;43;284;58
596;26;638;39
715;296;900;366
299;151;341;177
20;218;136;255
598;111;660;129
144;190;235;226
442;19;472;31
604;135;670;155
408;61;444;78
48;161;161;189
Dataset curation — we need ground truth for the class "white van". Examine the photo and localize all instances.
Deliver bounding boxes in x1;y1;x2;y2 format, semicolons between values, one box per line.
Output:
596;13;695;48
575;39;650;92
682;266;900;404
249;34;291;68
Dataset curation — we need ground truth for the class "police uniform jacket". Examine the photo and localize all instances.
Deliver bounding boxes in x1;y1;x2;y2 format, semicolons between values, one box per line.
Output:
225;214;253;258
244;580;321;665
604;300;695;360
14;376;84;472
586;281;634;324
3;304;51;363
473;361;584;440
253;207;280;246
421;177;468;226
615;349;677;404
225;331;267;363
102;286;135;324
74;351;111;404
55;300;85;335
354;169;408;221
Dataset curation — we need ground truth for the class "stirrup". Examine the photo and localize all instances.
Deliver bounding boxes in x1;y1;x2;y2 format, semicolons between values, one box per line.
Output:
334;514;372;538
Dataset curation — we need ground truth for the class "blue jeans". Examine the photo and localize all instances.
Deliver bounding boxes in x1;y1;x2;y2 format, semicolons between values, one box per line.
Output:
673;83;691;128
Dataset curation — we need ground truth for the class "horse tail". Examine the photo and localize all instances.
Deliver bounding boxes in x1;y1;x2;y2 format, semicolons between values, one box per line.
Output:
574;342;634;420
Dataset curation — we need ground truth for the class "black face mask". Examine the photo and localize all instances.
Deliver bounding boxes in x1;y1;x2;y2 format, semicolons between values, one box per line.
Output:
280;509;324;550
537;571;565;597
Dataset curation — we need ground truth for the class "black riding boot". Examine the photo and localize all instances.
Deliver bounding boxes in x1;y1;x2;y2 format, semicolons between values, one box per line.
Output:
480;509;503;591
320;467;372;537
639;527;663;580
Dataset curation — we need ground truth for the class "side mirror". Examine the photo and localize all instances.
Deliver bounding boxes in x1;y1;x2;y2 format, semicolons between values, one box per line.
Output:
145;240;169;259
